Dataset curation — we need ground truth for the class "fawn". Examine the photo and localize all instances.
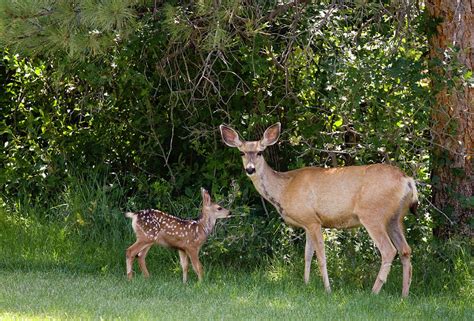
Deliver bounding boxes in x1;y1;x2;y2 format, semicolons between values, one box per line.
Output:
125;188;230;283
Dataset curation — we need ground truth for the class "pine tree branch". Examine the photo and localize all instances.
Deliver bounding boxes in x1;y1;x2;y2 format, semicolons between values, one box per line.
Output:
266;0;310;22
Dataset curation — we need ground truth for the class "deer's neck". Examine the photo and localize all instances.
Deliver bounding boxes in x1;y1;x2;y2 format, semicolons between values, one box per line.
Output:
197;214;216;237
250;159;289;215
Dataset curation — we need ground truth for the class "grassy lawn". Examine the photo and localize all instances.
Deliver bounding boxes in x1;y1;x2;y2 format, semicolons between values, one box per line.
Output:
0;210;472;320
0;267;471;321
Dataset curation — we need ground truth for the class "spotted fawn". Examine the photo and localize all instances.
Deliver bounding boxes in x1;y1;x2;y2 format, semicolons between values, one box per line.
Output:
125;188;230;283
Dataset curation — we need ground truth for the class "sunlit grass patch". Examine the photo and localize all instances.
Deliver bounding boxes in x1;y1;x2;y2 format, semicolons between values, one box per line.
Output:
0;269;472;321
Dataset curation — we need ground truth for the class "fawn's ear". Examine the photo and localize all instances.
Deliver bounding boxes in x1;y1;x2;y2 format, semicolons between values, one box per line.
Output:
201;188;211;206
220;125;243;148
260;122;281;147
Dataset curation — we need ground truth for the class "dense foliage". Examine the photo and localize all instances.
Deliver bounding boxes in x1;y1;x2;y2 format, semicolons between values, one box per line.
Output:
0;0;470;291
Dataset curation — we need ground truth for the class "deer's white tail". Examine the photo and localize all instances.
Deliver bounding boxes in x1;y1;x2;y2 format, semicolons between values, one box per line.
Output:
405;177;419;215
125;212;135;219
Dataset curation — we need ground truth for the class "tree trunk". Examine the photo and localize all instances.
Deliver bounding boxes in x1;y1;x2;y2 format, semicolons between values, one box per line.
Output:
427;0;473;238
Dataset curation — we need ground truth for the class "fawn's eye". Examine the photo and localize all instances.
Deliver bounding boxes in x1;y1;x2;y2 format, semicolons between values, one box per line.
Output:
240;152;245;157
217;207;223;211
257;151;263;156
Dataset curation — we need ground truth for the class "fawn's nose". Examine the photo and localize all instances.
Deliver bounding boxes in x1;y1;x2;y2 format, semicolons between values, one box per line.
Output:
245;167;256;175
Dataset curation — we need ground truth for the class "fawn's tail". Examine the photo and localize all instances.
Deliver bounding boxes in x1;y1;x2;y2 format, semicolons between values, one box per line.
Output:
125;212;135;219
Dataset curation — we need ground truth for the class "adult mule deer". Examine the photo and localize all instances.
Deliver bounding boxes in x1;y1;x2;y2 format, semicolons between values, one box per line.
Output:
220;122;418;297
125;188;230;283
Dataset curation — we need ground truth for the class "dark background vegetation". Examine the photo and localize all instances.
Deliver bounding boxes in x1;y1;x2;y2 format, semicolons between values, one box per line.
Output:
0;0;471;296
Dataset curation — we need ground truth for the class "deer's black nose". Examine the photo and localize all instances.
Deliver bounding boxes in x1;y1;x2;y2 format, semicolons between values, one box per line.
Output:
246;167;256;175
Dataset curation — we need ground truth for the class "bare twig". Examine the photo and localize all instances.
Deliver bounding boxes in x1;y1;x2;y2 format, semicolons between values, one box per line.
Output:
424;198;455;225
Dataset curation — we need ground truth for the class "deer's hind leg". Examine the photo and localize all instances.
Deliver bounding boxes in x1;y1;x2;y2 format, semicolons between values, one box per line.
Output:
387;212;412;297
126;240;152;280
137;244;153;278
360;217;397;295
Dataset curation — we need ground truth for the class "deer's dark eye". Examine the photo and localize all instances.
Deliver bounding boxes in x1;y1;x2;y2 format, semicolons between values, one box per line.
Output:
257;151;263;156
240;152;245;156
217;207;223;211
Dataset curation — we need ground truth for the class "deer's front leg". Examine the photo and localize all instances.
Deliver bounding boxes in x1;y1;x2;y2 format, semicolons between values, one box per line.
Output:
307;224;331;293
178;249;189;283
304;231;315;284
187;249;204;282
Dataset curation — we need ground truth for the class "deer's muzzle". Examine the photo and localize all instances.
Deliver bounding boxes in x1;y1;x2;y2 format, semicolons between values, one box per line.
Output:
245;167;256;175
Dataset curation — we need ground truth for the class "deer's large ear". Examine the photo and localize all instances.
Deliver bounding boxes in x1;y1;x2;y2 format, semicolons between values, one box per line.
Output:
201;188;211;206
220;125;243;148
261;122;281;147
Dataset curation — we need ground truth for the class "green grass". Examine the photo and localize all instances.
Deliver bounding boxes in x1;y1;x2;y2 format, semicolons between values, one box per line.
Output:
0;268;472;320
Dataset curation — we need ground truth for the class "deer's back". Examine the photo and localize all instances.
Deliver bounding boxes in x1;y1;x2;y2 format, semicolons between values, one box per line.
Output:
280;164;410;228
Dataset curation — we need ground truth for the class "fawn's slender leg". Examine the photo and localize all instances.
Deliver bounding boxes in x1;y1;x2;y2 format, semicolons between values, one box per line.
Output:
126;241;151;280
306;224;331;293
178;250;189;283
304;231;315;284
137;244;153;278
187;249;204;282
